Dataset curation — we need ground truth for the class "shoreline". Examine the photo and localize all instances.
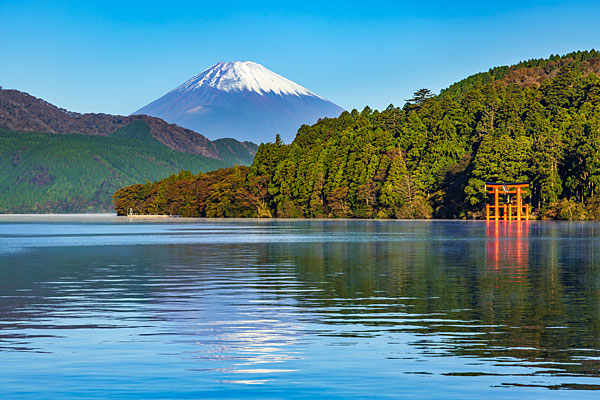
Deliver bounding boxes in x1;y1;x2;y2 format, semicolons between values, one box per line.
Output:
0;213;577;223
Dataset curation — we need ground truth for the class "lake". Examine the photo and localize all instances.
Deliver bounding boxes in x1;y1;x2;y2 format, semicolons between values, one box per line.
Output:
1;216;600;399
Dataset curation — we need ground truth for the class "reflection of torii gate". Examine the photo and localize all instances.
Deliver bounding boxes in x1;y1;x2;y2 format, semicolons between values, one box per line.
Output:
485;182;530;221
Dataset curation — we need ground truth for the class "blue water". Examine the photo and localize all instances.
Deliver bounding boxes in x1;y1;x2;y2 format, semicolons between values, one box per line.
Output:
1;216;600;398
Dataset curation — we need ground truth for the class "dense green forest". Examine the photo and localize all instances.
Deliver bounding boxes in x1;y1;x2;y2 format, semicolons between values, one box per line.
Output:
0;121;255;212
114;50;600;220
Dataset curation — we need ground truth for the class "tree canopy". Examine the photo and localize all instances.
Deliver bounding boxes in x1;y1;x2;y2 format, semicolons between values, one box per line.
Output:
114;50;600;220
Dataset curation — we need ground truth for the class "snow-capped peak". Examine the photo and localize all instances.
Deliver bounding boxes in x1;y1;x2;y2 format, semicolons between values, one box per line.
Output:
173;61;323;98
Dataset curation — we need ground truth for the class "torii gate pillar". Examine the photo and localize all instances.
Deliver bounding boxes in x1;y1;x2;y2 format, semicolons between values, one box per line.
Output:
485;183;530;221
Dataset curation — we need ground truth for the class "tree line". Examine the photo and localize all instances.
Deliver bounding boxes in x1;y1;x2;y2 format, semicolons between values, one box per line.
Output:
113;50;600;220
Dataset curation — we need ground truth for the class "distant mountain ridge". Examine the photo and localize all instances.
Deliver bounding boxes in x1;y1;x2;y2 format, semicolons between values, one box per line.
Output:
0;88;258;213
133;61;344;143
0;88;257;158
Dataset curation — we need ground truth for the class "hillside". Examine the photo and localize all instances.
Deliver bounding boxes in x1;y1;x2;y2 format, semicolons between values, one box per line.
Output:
0;88;258;158
0;122;234;212
440;50;600;100
114;50;600;220
0;88;258;213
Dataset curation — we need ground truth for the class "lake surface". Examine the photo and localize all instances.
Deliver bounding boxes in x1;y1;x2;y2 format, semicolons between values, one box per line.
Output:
1;216;600;399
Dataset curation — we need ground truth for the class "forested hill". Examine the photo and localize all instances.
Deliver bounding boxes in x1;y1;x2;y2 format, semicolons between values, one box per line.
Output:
440;50;600;100
0;88;257;158
114;50;600;220
0;88;259;213
0;124;245;213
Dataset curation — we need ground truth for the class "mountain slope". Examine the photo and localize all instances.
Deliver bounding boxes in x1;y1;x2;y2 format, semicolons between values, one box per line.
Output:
0;88;257;159
114;50;600;220
133;61;344;143
0;125;229;212
0;88;258;212
440;50;600;100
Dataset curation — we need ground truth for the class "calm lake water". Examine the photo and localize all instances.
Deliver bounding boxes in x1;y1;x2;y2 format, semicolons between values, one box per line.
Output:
1;216;600;399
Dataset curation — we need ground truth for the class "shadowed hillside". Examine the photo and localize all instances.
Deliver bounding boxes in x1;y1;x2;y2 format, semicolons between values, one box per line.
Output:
0;88;258;158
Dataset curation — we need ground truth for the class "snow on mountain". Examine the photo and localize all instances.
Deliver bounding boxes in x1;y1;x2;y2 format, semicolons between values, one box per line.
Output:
175;61;322;98
133;61;344;144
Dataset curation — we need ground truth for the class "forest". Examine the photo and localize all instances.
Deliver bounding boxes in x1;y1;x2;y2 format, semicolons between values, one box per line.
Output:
0;121;253;213
113;50;600;220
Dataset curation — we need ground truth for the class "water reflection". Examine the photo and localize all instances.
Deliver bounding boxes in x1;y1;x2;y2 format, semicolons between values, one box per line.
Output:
1;220;600;397
486;221;529;282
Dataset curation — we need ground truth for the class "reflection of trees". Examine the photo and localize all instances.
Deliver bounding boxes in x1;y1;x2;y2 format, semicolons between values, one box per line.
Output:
2;220;600;386
254;221;600;382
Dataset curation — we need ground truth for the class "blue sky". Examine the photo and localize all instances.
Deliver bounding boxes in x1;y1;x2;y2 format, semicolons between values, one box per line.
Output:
1;1;599;115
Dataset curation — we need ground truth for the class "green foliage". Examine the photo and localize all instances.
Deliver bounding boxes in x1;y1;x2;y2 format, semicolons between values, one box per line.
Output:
541;199;588;221
115;50;600;220
213;138;259;165
110;120;163;146
464;134;532;206
113;166;258;217
0;122;248;213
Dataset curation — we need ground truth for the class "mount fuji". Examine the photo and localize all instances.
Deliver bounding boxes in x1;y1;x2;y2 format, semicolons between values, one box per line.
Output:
133;61;344;144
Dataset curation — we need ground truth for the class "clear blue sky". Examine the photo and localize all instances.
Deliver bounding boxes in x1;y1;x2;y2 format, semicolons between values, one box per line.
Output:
1;1;599;115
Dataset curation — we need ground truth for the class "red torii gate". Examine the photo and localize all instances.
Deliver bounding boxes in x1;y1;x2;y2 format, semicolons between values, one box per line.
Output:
485;182;530;221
